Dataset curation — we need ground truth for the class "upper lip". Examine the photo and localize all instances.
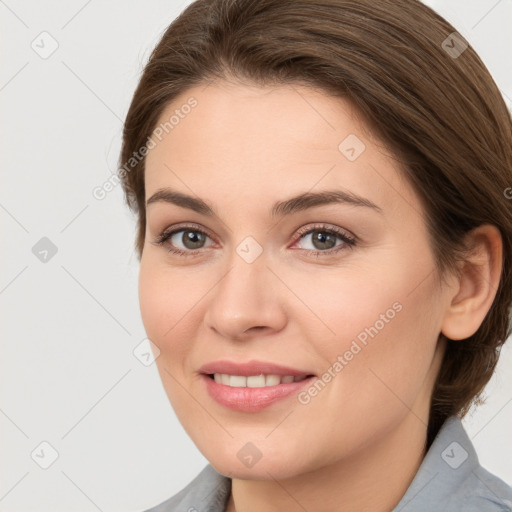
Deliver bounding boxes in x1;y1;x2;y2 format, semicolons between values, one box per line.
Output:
199;360;315;377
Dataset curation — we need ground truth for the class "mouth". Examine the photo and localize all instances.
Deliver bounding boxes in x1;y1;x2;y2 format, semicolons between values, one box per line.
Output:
199;361;317;412
198;360;317;411
199;360;316;381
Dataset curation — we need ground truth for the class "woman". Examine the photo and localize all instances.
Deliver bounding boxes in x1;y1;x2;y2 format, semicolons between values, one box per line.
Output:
119;0;512;510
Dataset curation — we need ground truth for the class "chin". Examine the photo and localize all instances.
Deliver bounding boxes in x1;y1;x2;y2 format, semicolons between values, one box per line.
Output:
199;441;314;481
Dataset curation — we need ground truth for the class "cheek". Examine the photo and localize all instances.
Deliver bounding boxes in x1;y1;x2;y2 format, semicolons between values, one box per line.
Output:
138;256;201;342
273;258;409;355
138;256;219;394
138;259;200;407
316;271;441;427
295;247;441;409
138;261;169;342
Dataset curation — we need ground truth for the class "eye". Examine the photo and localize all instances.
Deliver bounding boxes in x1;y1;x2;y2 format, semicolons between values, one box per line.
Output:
150;223;215;256
292;223;356;256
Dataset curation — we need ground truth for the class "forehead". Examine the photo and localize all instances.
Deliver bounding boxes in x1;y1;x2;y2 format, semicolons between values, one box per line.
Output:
144;81;416;217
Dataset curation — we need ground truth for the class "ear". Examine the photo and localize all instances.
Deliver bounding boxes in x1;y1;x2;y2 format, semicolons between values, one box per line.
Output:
441;224;503;341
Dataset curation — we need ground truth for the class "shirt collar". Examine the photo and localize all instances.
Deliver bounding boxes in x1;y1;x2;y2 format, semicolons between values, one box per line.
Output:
393;416;479;510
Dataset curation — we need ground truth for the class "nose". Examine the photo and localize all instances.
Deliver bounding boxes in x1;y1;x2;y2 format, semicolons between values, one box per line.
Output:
204;254;287;340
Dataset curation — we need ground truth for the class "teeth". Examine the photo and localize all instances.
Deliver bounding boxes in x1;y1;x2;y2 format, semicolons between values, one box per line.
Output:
247;375;266;387
265;375;281;386
212;373;308;388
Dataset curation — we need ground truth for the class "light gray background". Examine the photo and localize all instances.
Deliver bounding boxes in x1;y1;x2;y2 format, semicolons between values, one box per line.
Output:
1;1;511;510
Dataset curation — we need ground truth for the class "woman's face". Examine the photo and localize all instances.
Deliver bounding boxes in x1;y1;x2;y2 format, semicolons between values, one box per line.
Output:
139;81;453;479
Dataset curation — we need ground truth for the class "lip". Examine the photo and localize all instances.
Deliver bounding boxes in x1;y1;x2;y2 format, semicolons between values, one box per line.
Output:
198;360;314;377
201;373;316;412
198;360;317;412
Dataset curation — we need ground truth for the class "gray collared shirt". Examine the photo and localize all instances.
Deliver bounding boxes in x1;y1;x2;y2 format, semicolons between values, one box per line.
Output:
143;416;512;511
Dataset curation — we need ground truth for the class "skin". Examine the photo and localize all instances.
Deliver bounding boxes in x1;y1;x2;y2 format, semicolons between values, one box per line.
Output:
139;80;502;512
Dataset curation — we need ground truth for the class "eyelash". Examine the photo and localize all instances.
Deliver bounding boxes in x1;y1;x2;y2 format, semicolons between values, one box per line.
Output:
151;222;356;258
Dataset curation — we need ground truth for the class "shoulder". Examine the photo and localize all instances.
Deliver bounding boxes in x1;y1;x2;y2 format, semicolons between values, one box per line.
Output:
454;464;512;511
141;464;231;512
395;416;512;512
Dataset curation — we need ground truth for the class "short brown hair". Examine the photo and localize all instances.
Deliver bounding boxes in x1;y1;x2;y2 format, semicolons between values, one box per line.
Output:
119;0;512;445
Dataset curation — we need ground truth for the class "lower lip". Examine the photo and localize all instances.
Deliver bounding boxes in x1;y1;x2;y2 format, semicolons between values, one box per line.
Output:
201;374;316;412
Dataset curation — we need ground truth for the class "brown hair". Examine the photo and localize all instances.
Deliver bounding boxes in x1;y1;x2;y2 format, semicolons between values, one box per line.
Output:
119;0;512;445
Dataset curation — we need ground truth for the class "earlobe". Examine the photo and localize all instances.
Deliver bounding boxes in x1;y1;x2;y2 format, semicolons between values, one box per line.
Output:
440;224;503;341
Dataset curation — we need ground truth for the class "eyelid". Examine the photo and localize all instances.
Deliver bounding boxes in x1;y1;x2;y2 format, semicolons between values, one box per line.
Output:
293;223;355;242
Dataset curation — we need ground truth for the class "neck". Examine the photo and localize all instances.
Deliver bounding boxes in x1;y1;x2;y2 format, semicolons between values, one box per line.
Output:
226;412;428;512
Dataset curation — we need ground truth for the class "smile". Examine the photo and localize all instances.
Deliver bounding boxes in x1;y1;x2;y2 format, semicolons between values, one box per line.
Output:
201;373;316;412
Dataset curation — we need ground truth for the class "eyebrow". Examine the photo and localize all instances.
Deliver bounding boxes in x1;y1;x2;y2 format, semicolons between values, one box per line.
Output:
146;187;382;217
